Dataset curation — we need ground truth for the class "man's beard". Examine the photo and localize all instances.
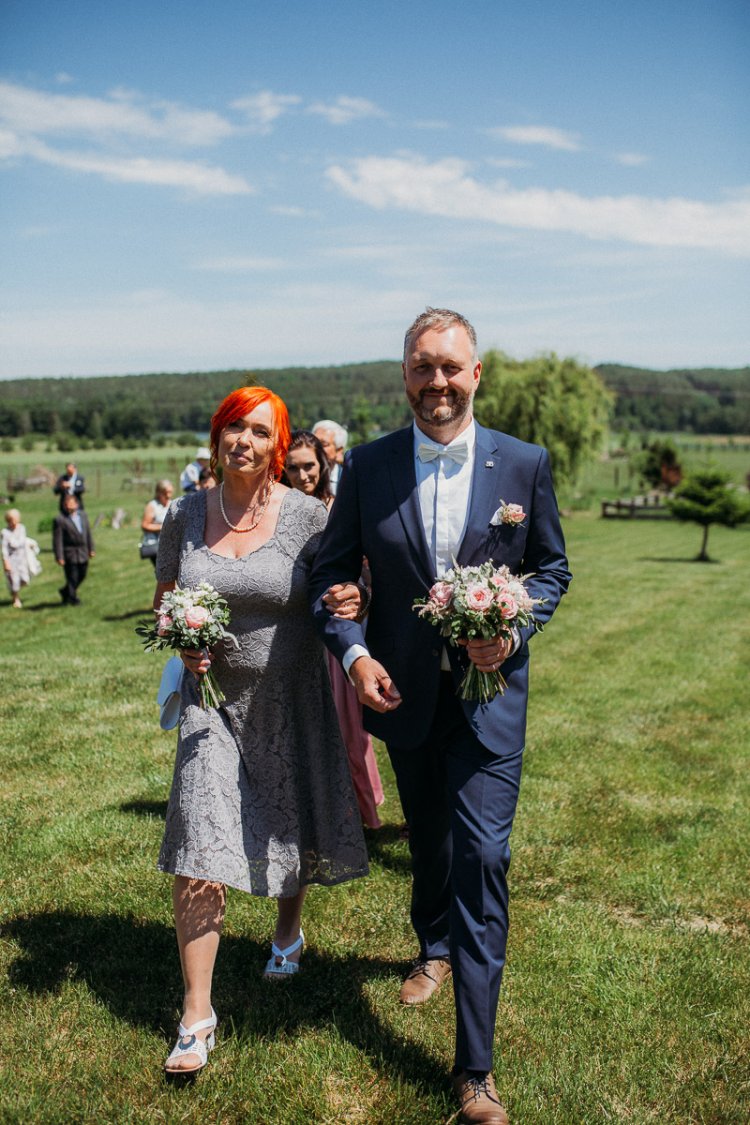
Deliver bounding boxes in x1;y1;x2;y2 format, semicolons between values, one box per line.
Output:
407;386;473;429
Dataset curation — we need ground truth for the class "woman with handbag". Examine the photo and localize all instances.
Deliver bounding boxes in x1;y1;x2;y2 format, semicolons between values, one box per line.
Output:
140;480;174;565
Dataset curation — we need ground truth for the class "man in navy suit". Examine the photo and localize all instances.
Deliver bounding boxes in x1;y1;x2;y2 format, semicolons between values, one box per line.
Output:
310;308;571;1124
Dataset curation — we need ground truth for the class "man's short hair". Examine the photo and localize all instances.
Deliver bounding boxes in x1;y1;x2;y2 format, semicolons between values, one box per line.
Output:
312;419;348;450
403;307;478;362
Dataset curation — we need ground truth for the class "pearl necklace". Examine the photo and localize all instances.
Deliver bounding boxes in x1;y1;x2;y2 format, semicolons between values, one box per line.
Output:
218;480;274;533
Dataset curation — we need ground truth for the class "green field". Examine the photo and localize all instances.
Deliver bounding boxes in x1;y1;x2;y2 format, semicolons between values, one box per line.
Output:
2;444;749;1123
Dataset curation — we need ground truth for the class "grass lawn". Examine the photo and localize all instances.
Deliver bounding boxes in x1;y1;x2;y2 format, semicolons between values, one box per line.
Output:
1;459;749;1123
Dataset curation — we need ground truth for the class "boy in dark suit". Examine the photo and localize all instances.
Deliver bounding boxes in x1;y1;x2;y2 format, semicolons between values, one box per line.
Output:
53;494;95;605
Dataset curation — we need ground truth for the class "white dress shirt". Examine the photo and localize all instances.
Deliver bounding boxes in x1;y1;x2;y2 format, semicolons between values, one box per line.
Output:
343;420;476;675
414;420;476;578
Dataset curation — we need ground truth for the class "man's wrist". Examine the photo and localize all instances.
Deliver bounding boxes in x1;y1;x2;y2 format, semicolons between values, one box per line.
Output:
343;643;370;678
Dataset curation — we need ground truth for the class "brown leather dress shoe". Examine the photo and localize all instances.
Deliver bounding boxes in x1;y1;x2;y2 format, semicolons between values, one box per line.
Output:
399;957;451;1004
452;1071;509;1124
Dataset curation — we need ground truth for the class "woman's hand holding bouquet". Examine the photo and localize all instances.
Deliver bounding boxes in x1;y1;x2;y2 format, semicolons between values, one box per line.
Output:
136;583;238;709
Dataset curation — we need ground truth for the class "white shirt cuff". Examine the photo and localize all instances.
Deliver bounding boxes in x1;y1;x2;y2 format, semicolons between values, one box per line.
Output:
343;643;370;678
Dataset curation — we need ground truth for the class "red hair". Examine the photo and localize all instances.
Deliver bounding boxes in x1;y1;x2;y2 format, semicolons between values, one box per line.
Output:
209;386;291;481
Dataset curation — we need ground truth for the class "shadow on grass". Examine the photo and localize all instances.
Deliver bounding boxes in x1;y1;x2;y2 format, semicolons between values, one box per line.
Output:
363;824;412;877
24;600;68;612
638;556;721;564
3;910;446;1091
102;607;155;621
120;799;168;818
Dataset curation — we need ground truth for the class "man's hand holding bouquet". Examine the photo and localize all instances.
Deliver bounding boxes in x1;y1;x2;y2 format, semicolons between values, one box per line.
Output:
413;561;545;703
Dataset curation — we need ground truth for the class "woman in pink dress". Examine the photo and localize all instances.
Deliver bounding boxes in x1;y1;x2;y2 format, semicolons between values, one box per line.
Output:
284;431;384;828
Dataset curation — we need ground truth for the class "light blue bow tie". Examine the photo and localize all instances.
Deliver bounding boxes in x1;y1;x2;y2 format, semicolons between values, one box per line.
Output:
417;440;469;465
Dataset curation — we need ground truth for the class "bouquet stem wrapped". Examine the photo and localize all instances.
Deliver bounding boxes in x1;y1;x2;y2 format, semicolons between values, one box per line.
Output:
413;562;545;703
136;583;237;710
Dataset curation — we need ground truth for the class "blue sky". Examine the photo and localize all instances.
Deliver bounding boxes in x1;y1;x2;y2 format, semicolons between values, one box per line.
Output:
1;0;748;378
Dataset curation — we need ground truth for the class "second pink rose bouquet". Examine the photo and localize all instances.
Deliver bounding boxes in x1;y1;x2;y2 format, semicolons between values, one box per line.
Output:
136;582;237;709
413;561;544;702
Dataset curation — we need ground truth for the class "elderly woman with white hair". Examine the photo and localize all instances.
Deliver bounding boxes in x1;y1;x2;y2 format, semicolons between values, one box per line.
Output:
2;508;35;609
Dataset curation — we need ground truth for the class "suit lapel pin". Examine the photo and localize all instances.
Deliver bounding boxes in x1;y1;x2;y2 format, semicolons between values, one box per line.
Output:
485;460;494;468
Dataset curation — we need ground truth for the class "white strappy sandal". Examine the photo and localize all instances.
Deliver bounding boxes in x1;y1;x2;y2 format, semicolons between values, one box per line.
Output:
164;1007;217;1074
263;930;305;978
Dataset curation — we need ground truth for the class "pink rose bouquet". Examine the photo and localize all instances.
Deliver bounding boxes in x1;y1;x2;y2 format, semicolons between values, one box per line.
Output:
136;582;237;709
413;561;545;702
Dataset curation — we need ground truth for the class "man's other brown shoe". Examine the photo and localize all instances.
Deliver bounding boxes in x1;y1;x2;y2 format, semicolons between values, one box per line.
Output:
399;957;451;1004
451;1071;508;1125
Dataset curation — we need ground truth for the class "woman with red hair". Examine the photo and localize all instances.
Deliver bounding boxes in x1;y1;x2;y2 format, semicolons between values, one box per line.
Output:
153;386;368;1075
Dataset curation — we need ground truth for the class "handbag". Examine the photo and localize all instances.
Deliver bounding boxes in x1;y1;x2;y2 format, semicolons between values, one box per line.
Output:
157;656;184;730
25;537;42;576
140;532;159;560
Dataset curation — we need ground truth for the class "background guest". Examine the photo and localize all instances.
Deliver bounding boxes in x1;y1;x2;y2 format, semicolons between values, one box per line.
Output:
3;508;32;609
284;430;384;829
312;420;347;496
140;479;174;568
53;461;86;511
53;494;95;605
179;447;211;493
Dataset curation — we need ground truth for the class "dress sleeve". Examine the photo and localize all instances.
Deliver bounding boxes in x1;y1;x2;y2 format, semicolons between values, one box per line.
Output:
155;499;184;583
303;498;329;563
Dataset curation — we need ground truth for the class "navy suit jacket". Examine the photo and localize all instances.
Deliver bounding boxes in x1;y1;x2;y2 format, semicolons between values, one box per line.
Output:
309;423;571;753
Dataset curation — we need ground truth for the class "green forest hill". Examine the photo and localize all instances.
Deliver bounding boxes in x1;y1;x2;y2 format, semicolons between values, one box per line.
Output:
1;360;748;443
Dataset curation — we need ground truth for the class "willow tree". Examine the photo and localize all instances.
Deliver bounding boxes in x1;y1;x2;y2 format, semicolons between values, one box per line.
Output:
668;468;750;561
473;351;613;488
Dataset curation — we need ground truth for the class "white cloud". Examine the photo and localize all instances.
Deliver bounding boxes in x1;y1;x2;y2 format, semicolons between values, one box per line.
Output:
231;90;301;133
306;96;386;125
0;81;234;145
195;256;287;271
487;125;582;151
615;151;649;167
326;155;750;256
11;135;252;195
487;157;532;170
269;204;315;218
0;81;252;194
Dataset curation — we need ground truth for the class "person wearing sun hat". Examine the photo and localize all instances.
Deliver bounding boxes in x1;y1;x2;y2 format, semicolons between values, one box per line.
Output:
180;447;212;493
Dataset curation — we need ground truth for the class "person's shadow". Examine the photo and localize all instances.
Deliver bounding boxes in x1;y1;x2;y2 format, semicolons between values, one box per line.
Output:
3;910;447;1093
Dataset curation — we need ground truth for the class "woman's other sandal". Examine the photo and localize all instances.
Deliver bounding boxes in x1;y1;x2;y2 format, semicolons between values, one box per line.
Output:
263;930;304;978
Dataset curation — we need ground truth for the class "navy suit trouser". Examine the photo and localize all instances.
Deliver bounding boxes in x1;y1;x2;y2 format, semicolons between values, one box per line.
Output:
387;673;524;1073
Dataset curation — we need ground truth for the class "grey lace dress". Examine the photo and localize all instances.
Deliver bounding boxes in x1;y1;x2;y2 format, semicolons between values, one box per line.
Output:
155;488;369;896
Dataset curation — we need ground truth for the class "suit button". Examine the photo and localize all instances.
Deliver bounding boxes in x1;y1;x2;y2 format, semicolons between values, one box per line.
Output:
431;648;439;657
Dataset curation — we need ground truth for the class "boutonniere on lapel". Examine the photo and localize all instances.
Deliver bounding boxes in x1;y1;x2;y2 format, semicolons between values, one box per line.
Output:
489;500;526;528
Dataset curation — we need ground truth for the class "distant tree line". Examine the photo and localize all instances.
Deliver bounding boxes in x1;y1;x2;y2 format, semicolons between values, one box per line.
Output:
1;360;747;445
0;362;409;445
598;364;750;434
